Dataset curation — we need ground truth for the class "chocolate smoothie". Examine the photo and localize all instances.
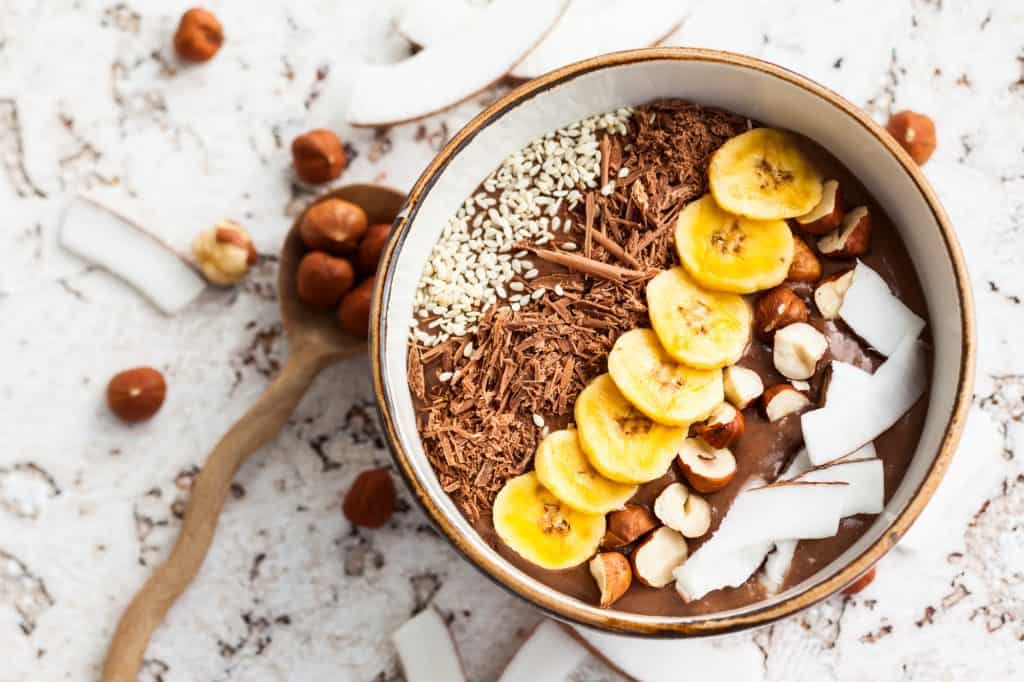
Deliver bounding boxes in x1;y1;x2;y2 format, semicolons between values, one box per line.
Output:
407;101;930;616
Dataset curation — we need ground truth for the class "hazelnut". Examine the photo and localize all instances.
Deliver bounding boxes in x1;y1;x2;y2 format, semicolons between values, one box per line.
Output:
358;223;391;275
337;277;374;338
299;199;368;254
795;179;844;234
676;439;737;493
192;221;257;285
173;8;224;63
818;206;872;259
292;129;346;183
107;367;166;423
772;322;828;381
841;566;877;595
631;527;688;588
754;286;808;341
602;504;658;549
296;252;355;308
788;235;822;283
722;365;764;410
814;269;855;320
589;552;632;608
343;468;396;528
762;384;812;422
690;403;745;449
886;111;936;165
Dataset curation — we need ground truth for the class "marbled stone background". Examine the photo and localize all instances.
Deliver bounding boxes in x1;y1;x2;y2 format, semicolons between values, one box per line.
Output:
1;1;1022;680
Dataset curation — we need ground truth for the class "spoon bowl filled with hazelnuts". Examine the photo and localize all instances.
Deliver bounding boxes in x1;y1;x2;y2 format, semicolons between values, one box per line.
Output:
101;184;404;682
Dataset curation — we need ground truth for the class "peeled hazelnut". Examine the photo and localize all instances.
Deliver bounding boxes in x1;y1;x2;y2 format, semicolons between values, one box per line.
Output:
722;365;764;410
589;552;632;608
841;566;877;595
676;439;737;493
296;252;355;308
762;384;812;422
337;277;374;338
299;199;368;254
772;322;828;380
653;482;712;538
602;504;658;549
343;467;396;528
292;129;346;184
755;286;808;341
173;8;224;63
818;206;872;258
690;403;745;449
192;221;256;285
358;223;391;275
631;527;689;588
107;367;166;423
795;179;844;234
788;236;822;283
814;269;855;320
886;111;936;165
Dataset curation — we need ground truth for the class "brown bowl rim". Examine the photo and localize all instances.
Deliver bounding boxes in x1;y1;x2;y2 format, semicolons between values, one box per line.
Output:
369;47;976;636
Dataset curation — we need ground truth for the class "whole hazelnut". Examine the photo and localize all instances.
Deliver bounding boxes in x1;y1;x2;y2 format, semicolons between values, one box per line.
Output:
292;130;346;183
754;286;808;341
296;252;355;308
787;235;822;283
343;468;396;528
107;367;166;423
337;278;374;338
299;199;368;254
192;221;257;286
358;223;390;274
173;8;224;63
886;111;936;165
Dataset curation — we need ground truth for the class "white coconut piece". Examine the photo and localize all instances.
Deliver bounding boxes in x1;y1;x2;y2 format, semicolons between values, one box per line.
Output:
803;335;928;464
761;450;813;592
396;0;487;47
796;457;885;517
60;196;206;315
675;540;774;602
509;0;688;80
713;482;848;551
393;607;466;682
839;261;925;356
498;620;587;682
349;0;567;126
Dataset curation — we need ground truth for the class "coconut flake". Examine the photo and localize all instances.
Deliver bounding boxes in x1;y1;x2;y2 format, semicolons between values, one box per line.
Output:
60;196;206;314
796;457;885;516
839;260;925;356
803;335;928;464
509;0;688;80
761;450;814;591
396;0;485;47
675;540;773;602
393;607;466;682
498;620;587;682
349;0;567;126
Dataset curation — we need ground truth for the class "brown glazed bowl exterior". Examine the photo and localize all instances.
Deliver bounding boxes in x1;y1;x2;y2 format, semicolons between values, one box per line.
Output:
369;48;976;637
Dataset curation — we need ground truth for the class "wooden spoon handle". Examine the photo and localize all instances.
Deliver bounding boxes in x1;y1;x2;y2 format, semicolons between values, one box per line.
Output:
101;345;335;682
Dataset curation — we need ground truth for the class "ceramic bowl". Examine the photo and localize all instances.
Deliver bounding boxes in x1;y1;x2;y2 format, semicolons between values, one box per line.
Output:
370;48;975;636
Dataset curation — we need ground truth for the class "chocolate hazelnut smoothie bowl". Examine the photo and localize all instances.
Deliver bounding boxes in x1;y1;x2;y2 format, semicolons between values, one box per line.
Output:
373;52;973;635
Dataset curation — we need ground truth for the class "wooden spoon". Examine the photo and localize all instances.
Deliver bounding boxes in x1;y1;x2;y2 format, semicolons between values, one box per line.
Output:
101;184;405;682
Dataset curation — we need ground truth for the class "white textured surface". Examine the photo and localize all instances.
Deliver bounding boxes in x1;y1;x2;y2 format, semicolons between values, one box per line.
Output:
1;1;1022;681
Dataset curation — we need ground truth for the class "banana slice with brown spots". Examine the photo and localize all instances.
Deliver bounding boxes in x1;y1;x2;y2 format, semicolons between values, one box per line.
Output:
646;267;752;369
535;429;637;515
575;374;689;484
675;195;795;294
492;471;605;570
709;128;824;220
608;329;723;426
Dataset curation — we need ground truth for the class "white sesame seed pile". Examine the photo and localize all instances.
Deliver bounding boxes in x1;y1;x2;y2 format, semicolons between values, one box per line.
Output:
411;108;633;347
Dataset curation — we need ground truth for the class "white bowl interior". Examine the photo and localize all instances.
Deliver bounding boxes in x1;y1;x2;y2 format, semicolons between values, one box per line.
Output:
378;57;963;626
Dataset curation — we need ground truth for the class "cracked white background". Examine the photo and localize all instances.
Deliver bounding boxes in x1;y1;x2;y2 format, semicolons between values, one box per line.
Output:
2;1;1023;680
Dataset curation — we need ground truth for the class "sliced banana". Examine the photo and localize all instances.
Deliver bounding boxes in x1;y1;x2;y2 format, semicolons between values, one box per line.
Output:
646;267;751;369
535;429;637;515
675;195;794;294
492;471;606;570
575;374;689;485
608;329;723;426
709;128;824;220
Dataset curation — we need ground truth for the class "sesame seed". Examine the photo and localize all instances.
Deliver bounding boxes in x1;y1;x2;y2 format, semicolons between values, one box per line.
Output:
561;242;577;251
438;371;453;382
532;413;545;427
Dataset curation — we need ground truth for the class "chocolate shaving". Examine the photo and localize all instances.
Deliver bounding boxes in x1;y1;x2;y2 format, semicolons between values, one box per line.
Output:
411;101;748;520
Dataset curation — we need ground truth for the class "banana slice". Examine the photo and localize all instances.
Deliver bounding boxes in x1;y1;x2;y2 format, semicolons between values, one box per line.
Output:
709;128;824;220
675;195;794;294
535;429;638;515
608;329;723;426
575;374;689;484
492;471;605;570
646;267;751;369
